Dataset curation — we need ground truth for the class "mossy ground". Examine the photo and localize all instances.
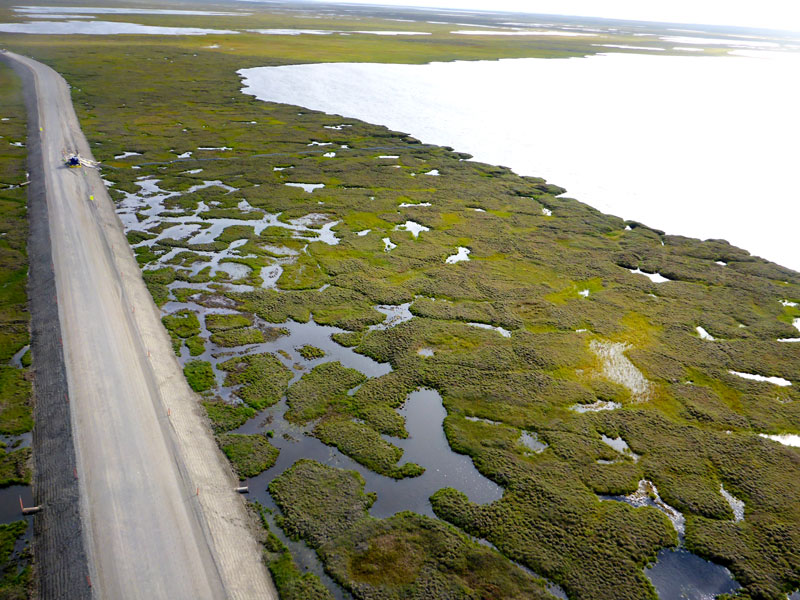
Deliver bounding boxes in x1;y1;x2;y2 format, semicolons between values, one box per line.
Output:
286;362;366;423
0;445;30;487
298;345;325;360
0;520;30;599
0;61;33;597
270;460;553;599
162;309;201;354
0;61;29;368
255;503;334;600
183;360;215;393
0;367;32;436
219;353;292;410
202;399;256;433
2;8;798;599
218;433;279;479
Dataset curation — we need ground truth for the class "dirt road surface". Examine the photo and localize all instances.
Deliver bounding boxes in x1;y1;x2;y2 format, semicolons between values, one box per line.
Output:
4;51;277;600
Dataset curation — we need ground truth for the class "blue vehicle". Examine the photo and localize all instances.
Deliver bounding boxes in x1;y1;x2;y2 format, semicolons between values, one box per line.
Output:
63;151;98;169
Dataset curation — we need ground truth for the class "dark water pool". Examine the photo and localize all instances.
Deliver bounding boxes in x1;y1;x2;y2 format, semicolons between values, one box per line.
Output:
646;547;739;599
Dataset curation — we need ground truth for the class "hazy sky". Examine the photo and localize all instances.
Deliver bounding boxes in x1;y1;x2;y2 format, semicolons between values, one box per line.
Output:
318;0;800;32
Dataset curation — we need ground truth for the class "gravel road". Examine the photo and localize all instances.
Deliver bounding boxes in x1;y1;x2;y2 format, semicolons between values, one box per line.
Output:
3;50;277;600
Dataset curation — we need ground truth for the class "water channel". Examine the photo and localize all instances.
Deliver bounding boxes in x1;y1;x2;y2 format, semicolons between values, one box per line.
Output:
111;147;744;599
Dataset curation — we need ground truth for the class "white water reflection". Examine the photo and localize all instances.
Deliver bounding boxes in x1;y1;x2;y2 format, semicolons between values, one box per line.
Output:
239;53;800;271
15;6;245;16
729;370;792;387
596;44;664;51
759;433;800;448
600;434;640;462
445;247;470;263
629;268;670;283
520;431;547;453
395;220;429;238
720;484;745;522
661;36;779;49
0;20;239;35
696;326;715;340
369;303;413;331
467;322;511;337
610;479;686;535
249;29;431;36
571;400;621;413
285;182;324;193
590;340;651;401
451;29;597;37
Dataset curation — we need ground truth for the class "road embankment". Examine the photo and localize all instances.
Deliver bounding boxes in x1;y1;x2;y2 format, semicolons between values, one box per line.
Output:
1;50;92;600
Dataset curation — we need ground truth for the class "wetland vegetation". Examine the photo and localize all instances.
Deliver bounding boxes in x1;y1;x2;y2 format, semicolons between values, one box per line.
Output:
1;4;799;599
0;60;33;598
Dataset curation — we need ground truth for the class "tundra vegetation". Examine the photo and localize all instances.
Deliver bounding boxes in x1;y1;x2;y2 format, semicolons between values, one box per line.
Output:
255;502;334;600
1;5;798;600
0;61;33;597
219;433;279;479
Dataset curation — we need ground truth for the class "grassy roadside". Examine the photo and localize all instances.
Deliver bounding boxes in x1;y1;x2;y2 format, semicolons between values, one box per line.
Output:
0;60;33;600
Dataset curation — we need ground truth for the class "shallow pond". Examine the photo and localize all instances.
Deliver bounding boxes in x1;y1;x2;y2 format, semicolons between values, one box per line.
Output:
222;319;502;597
0;485;33;525
236;386;502;519
646;548;739;599
160;279;505;596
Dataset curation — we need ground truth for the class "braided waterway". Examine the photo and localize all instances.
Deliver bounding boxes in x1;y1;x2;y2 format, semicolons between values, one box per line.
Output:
113;174;519;598
110;129;745;597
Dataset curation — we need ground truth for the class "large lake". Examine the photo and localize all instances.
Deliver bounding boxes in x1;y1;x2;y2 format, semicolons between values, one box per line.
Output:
240;51;800;272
